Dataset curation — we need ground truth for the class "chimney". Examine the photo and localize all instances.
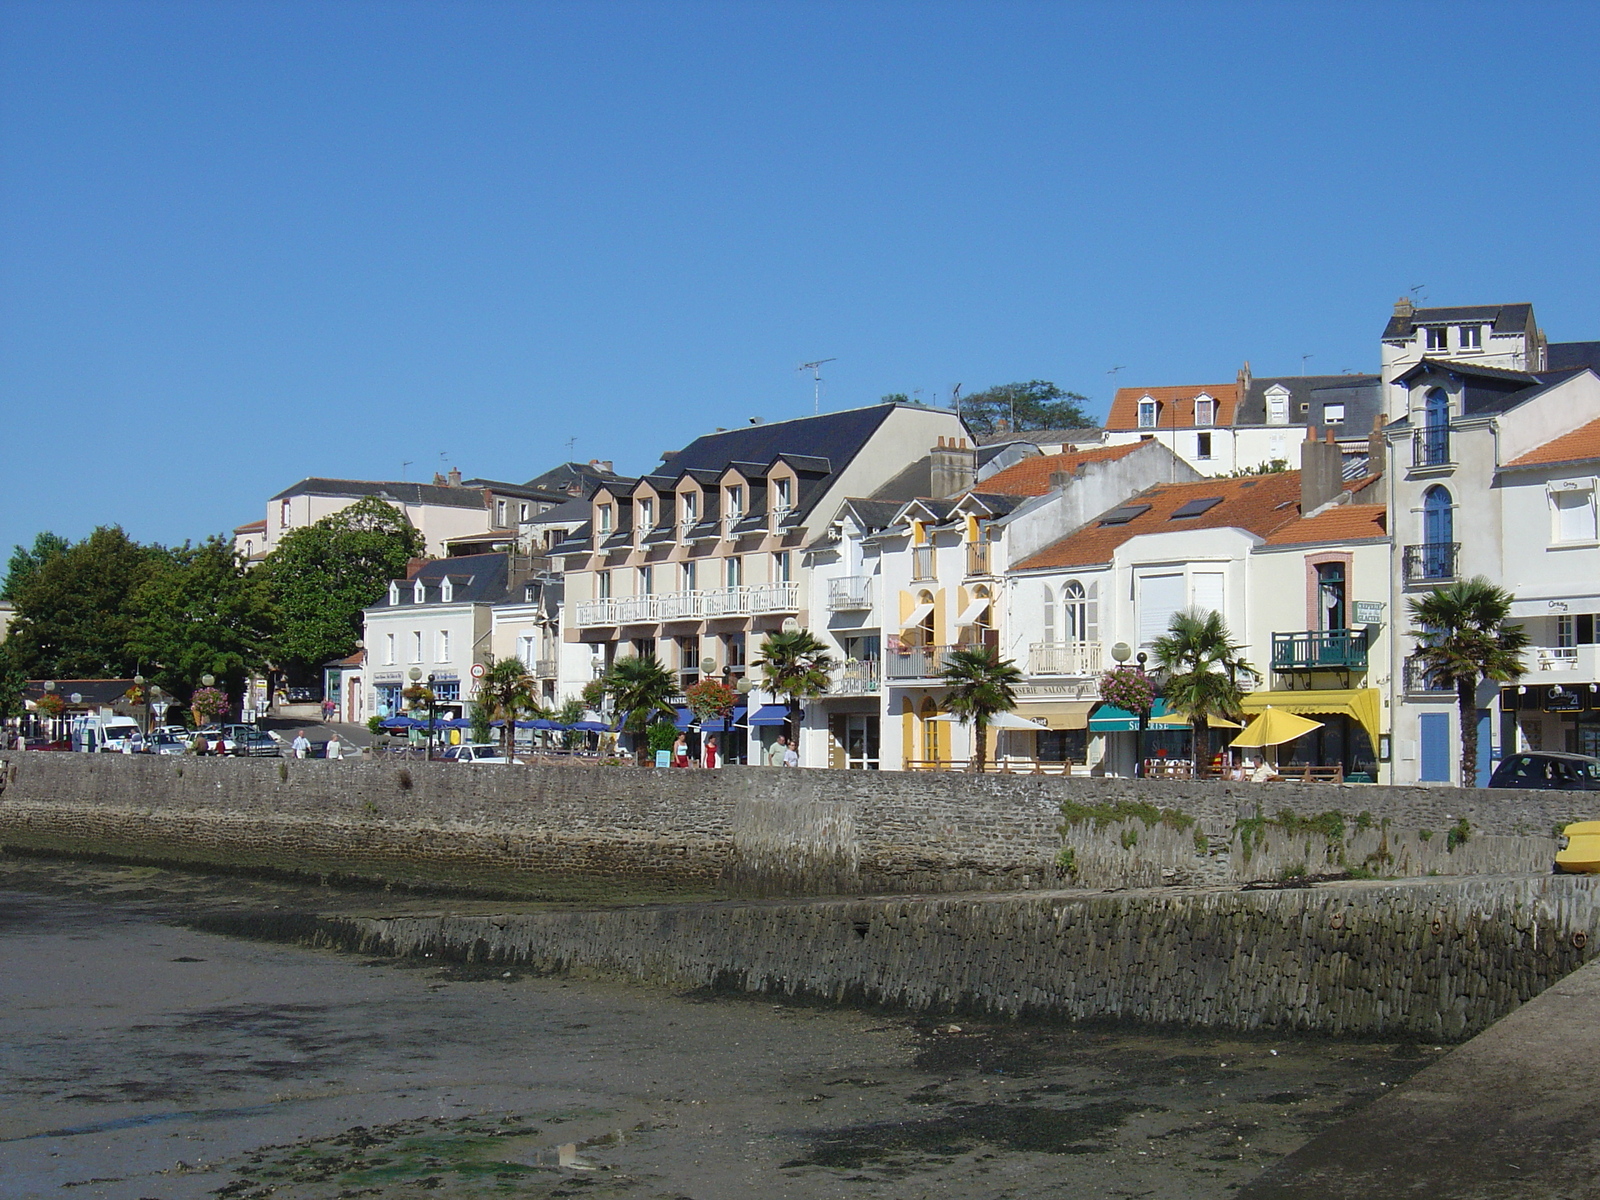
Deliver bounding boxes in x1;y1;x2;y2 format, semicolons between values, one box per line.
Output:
447;467;461;487
1300;428;1343;514
1394;295;1414;320
432;472;447;486
1236;360;1252;398
929;436;977;499
1367;412;1386;480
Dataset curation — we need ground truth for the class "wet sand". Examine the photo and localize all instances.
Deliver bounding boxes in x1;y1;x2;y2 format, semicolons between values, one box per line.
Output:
0;857;1444;1199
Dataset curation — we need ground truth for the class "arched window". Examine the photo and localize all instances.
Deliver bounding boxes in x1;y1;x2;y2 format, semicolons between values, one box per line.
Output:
1063;580;1098;643
1041;585;1056;645
1421;388;1450;465
1422;486;1454;579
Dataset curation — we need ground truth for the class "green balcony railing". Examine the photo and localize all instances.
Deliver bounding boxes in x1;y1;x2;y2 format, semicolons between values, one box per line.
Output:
1271;629;1369;672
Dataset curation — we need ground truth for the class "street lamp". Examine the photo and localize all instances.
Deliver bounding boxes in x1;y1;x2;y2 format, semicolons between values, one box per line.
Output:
736;676;753;765
134;674;147;735
42;680;55;742
1135;651;1150;780
408;666;438;760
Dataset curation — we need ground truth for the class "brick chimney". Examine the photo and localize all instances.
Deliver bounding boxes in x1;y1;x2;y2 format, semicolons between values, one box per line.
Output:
1367;412;1386;480
447;467;462;486
1236;360;1252;399
1394;295;1414;320
1300;427;1344;514
929;435;978;499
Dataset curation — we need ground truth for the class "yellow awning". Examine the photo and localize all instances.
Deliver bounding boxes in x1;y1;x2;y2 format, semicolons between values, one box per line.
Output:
1239;688;1382;746
1016;700;1096;729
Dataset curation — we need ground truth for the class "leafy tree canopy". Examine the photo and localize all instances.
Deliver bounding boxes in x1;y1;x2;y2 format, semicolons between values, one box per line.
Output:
1;532;71;601
264;496;425;674
127;535;272;703
6;527;166;679
960;381;1095;438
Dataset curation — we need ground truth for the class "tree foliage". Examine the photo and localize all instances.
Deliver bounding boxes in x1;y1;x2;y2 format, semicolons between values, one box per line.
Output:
1151;608;1258;775
264;497;425;675
1407;577;1529;784
476;655;538;759
754;629;836;748
601;654;676;761
0;642;28;723
128;535;271;704
959;381;1094;437
2;532;71;601
938;645;1023;772
6;527;164;679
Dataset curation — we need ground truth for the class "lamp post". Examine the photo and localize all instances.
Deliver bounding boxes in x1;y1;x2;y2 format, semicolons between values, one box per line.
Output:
70;693;83;749
1135;651;1150;780
42;680;55;743
408;666;438;760
736;675;753;765
134;674;147;735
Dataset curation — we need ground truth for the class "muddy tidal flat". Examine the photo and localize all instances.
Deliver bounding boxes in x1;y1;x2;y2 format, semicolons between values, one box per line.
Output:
0;857;1444;1200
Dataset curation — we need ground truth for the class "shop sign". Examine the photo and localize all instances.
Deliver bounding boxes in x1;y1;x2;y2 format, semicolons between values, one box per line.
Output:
1353;601;1385;626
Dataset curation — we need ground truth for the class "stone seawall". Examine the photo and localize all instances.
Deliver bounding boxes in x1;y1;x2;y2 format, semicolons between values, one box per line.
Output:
0;753;1587;897
244;875;1600;1041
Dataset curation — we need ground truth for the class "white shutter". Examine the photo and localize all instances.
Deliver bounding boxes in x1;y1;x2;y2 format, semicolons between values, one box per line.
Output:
1138;573;1185;647
1555;490;1596;543
1190;571;1226;618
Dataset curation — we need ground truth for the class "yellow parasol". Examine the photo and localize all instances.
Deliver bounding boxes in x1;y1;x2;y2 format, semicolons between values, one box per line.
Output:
1230;707;1324;748
1150;710;1243;729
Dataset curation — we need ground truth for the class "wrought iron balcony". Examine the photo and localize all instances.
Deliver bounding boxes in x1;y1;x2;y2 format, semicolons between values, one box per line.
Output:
885;643;956;680
828;576;873;611
1403;541;1459;583
573;582;800;627
1412;430;1452;468
1027;642;1103;677
911;546;935;580
1271;629;1369;672
1403;656;1454;695
833;660;881;695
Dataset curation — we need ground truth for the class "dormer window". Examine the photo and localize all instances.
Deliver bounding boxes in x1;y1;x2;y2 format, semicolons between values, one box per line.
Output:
1193;396;1215;427
1137;398;1158;428
680;492;698;524
773;477;792;513
1266;386;1290;426
598;503;613;534
637;498;654;530
1426;326;1448;351
440;578;454;603
1323;403;1345;425
413;580;426;604
388;583;400;606
495;499;508;528
1460;325;1482;350
726;484;744;518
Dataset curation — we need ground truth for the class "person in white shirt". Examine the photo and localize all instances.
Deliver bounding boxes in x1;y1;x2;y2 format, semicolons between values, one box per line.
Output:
291;732;311;759
325;733;342;760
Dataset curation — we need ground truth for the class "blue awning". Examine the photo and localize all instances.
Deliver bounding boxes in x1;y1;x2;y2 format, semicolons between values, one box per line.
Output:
700;705;747;733
673;706;695;730
1088;698;1172;731
748;704;790;727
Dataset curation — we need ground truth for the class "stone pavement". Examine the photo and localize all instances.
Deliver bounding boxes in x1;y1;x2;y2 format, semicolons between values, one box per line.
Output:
1239;955;1600;1199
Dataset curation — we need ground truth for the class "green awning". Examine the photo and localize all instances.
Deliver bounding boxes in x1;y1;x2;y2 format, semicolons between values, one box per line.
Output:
1088;698;1172;732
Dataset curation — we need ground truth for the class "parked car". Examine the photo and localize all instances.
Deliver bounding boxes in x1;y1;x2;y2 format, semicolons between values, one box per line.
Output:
1555;821;1600;874
223;724;281;757
1488;751;1600;792
194;726;237;755
142;732;189;756
450;743;511;764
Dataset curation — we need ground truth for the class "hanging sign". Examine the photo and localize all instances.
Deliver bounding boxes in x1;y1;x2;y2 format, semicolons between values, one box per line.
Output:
1354;601;1386;626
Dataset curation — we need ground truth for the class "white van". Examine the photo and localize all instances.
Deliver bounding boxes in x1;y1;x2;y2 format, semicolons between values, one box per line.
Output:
71;715;142;753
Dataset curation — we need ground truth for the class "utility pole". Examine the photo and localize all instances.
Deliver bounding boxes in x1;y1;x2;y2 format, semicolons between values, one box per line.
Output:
798;358;836;415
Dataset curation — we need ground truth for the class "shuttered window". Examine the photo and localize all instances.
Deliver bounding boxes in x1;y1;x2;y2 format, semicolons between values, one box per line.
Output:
1138;573;1185;647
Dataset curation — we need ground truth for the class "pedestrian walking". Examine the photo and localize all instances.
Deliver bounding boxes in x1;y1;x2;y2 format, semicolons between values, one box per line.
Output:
783;739;799;768
765;734;787;767
702;736;719;770
672;734;689;768
291;731;311;759
325;733;342;760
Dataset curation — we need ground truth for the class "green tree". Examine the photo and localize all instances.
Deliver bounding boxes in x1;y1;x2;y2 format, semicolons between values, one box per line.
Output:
754;629;836;752
6;527;164;678
938;645;1023;772
2;532;71;600
601;654;676;762
959;381;1094;437
128;535;271;707
556;697;586;750
0;642;28;724
1151;608;1258;777
476;655;537;759
1407;577;1530;785
264;497;425;676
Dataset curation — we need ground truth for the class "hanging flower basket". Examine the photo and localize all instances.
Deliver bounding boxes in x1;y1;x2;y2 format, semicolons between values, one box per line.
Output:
1099;666;1155;715
684;679;736;723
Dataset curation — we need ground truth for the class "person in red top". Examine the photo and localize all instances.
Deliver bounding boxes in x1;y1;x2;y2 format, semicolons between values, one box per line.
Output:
702;736;719;769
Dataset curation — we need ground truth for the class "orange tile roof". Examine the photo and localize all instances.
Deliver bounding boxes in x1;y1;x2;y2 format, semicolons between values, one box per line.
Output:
1013;472;1305;571
1507;416;1600;467
978;442;1145;497
1105;383;1239;431
1264;504;1387;546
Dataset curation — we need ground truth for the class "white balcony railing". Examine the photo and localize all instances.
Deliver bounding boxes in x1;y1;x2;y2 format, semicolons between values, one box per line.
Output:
534;658;559;678
885;644;956;680
833;660;881;695
574;582;801;627
828;576;873;611
1027;642;1103;677
1533;645;1584;672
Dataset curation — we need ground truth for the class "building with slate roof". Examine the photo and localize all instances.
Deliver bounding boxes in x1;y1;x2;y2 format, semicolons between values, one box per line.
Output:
557;402;969;762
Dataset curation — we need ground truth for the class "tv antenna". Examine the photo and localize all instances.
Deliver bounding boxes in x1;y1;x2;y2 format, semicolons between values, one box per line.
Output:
951;383;962;416
1107;365;1126;377
402;460;413;481
1410;283;1428;304
1300;354;1314;376
798;358;836;415
565;437;577;456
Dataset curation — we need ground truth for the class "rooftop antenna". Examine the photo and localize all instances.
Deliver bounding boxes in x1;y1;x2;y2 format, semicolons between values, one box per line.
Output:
1107;365;1126;377
402;460;413;481
950;383;962;416
1410;283;1427;304
565;437;577;457
1300;354;1313;376
798;358;836;415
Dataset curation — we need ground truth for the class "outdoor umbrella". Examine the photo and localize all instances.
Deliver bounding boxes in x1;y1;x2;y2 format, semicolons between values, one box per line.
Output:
568;720;611;732
1230;708;1323;748
379;715;421;729
1151;711;1243;729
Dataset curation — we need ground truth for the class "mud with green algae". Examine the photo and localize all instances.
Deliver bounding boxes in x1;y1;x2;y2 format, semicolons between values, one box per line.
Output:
0;855;1444;1199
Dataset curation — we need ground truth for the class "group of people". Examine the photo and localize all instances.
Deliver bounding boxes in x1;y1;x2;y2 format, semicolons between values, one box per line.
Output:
666;732;799;769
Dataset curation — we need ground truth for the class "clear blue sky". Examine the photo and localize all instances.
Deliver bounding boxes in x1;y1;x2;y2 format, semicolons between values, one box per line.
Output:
3;0;1597;556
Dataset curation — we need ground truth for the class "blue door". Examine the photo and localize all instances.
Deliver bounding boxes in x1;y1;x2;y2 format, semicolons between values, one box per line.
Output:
1423;388;1450;464
1422;486;1453;578
1419;712;1450;782
1475;709;1493;787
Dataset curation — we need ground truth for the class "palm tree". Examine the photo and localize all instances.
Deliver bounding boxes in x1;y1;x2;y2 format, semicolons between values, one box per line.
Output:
1408;577;1529;784
476;655;537;759
602;653;677;762
753;629;837;753
1151;608;1258;778
938;645;1023;772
